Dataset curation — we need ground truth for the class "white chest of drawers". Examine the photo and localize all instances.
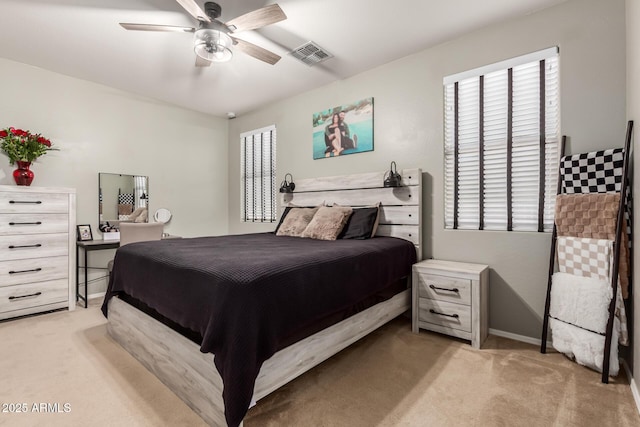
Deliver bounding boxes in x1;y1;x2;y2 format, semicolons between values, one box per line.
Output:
412;259;489;349
0;185;76;320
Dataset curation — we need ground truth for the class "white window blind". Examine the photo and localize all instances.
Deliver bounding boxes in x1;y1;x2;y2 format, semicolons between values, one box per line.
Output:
444;47;559;232
241;125;277;222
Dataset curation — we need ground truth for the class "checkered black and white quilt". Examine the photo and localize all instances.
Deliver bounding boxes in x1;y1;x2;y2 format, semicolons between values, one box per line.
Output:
560;147;631;243
560;148;623;194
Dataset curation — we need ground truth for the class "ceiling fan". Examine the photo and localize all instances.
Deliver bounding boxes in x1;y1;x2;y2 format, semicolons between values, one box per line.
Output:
120;0;286;67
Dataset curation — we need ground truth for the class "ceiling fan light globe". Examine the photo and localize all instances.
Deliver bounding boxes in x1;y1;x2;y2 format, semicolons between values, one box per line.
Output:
194;28;233;62
194;42;233;62
214;48;232;61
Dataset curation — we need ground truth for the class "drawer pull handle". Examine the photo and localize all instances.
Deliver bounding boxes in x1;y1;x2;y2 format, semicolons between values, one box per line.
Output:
9;200;42;204
9;268;42;274
9;221;42;226
429;309;459;319
9;292;42;301
8;244;42;249
429;284;459;293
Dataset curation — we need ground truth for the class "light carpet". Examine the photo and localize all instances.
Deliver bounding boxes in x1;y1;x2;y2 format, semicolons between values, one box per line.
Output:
0;299;638;427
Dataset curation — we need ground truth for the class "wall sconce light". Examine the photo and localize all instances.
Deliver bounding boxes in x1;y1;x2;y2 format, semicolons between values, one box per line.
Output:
279;173;296;193
383;161;402;187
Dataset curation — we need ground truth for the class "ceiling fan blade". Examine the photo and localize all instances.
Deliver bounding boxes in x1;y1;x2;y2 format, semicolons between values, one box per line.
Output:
195;55;212;67
175;0;211;22
232;37;281;65
120;23;195;32
225;4;286;32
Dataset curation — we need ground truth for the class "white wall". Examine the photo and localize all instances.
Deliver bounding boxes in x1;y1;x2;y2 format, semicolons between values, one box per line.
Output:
627;0;640;402
0;58;229;294
228;0;627;339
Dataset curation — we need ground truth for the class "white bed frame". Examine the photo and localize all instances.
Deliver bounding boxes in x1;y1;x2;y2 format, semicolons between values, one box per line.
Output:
107;168;422;426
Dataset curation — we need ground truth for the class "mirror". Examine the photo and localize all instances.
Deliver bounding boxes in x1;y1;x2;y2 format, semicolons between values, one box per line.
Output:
99;173;149;228
154;208;172;224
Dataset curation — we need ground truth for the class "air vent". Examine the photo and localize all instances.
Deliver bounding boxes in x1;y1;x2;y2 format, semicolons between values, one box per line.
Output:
289;41;333;66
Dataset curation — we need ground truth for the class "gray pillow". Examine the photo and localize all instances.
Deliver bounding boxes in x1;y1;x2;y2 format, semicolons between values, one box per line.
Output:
301;206;353;240
276;206;320;237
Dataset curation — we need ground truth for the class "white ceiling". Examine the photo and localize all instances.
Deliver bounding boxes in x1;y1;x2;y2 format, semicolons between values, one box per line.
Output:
0;0;567;118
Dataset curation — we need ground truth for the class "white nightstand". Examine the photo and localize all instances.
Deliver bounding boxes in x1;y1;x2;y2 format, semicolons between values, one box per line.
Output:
412;259;489;349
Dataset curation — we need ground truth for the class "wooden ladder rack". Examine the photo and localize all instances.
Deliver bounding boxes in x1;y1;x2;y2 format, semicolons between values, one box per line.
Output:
540;120;633;383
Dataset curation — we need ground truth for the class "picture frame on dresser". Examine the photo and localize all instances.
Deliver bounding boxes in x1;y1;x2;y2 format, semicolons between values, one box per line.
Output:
77;224;93;241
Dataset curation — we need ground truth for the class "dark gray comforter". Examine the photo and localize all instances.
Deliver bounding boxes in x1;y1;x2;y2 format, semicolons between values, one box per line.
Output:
102;232;416;426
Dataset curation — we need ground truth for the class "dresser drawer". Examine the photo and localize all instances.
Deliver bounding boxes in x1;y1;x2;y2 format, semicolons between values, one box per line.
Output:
0;192;69;214
0;256;68;287
0;213;69;235
0;233;68;261
416;273;471;305
0;279;68;314
417;298;471;333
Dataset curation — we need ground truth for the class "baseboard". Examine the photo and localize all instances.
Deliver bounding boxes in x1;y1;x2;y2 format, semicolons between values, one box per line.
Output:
77;272;109;302
622;359;640;415
88;291;106;301
489;328;552;348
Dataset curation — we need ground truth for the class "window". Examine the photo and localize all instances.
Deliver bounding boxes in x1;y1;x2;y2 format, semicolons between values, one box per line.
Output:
241;125;276;222
444;47;559;232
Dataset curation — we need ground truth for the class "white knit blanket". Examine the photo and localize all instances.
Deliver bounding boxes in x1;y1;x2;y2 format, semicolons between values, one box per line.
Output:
555;237;628;345
549;272;621;375
550;318;619;376
549;272;612;333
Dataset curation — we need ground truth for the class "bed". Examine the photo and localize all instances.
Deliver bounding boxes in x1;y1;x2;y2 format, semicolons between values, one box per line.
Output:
102;167;422;426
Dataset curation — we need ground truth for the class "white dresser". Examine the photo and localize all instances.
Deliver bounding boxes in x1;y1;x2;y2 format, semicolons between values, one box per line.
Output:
412;259;489;349
0;185;76;320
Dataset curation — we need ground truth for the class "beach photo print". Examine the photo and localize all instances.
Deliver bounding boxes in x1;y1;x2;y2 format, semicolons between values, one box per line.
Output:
312;97;374;159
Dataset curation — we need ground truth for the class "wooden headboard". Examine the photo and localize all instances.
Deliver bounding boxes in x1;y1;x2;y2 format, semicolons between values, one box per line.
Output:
280;168;422;259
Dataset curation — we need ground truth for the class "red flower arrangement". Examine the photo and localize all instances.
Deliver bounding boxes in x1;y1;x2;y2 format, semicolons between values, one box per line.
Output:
0;127;57;165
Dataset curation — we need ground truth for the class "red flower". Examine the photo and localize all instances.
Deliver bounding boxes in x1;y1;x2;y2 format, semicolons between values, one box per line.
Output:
37;137;51;147
1;126;56;165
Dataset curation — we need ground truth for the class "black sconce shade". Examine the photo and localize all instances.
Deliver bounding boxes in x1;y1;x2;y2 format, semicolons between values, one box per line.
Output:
383;161;402;187
279;173;296;193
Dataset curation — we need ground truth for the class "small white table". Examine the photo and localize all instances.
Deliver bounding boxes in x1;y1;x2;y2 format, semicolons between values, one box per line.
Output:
412;259;489;349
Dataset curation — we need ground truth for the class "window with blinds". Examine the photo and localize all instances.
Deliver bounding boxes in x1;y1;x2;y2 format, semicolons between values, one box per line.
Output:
444;47;559;232
241;125;276;222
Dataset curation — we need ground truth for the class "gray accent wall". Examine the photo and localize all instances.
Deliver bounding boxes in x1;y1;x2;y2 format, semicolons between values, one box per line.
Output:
228;0;627;340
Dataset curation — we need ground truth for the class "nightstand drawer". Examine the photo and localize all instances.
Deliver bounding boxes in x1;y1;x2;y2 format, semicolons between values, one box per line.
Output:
416;273;471;305
0;279;68;314
418;298;471;333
